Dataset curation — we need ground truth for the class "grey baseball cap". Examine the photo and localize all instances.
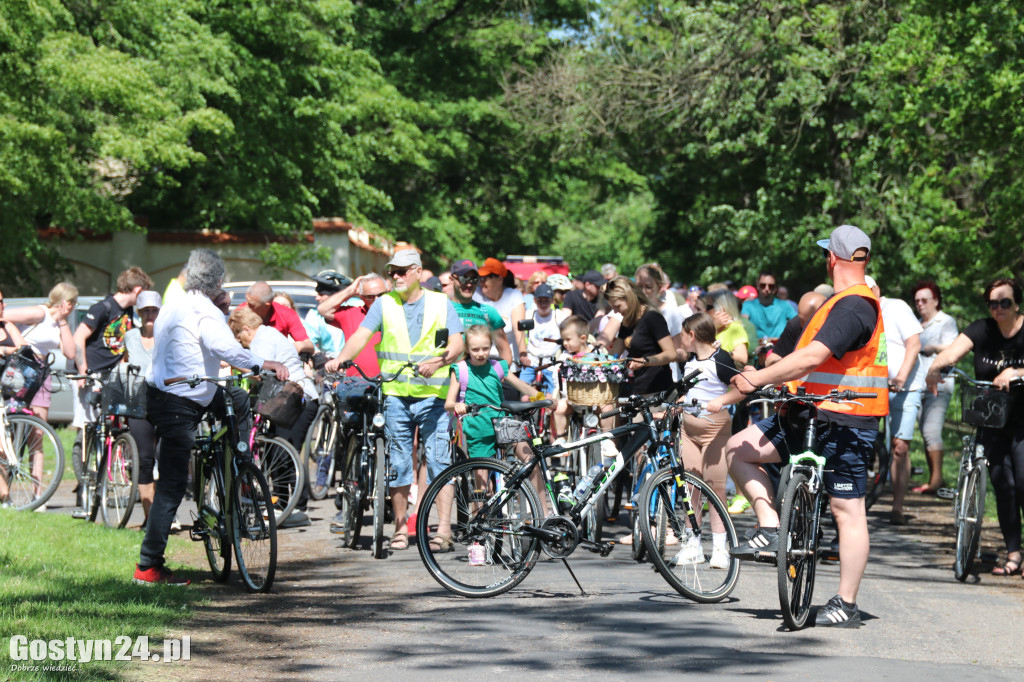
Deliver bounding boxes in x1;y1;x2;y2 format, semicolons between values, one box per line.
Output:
386;249;422;268
817;225;871;261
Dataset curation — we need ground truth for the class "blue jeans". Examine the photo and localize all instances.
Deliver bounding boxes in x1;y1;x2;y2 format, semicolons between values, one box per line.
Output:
384;395;451;488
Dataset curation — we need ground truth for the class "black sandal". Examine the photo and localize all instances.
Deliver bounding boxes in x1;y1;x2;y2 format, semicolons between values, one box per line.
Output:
992;559;1022;576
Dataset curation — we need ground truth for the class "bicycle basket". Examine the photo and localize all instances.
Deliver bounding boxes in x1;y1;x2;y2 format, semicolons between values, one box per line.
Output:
491;417;532;446
255;377;305;426
335;376;375;411
0;347;49;404
961;382;1010;429
101;368;148;418
563;357;624;406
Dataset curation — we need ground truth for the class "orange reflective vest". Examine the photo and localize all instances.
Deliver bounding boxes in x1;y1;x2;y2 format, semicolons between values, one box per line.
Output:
786;283;889;417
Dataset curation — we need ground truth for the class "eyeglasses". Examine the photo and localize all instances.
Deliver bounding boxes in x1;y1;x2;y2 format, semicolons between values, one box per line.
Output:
758;283;777;290
387;267;412;278
988;297;1014;310
455;273;480;287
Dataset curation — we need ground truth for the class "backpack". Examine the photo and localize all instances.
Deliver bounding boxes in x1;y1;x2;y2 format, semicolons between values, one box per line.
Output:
455;359;505;403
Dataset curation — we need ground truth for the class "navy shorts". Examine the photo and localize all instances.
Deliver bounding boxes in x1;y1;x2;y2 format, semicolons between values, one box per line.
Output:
755;414;878;499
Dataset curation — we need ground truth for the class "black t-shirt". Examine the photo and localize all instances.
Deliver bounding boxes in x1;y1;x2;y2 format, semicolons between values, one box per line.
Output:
618;308;674;396
82;294;133;372
964;317;1024;422
810;295;879;429
773;315;804;358
563;289;596;323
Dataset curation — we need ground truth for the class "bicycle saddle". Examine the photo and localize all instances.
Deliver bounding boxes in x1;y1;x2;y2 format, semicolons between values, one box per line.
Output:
500;400;553;413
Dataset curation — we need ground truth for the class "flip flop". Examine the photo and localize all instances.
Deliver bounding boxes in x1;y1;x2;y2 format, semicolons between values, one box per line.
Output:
389;531;409;551
911;485;941;495
992;560;1021;576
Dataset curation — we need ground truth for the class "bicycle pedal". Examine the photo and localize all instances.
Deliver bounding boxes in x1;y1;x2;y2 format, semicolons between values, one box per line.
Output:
753;551;778;565
936;488;955;500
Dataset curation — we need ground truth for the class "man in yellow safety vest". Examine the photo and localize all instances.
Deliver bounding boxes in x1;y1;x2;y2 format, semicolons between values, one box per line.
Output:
325;250;464;551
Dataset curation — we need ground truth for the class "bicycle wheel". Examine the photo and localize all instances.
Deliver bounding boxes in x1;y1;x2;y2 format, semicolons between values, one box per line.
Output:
371;436;387;559
864;438;889;511
83;430;103;522
416;457;542;598
954;461;987;582
304;404;335;500
639;468;739;603
100;432;139;528
0;414;65;511
196;459;231;582
778;471;817;630
334;433;363;549
255;435;304;524
232;461;277;593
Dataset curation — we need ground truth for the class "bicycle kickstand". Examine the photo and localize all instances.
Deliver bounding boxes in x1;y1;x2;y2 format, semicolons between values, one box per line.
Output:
561;558;587;596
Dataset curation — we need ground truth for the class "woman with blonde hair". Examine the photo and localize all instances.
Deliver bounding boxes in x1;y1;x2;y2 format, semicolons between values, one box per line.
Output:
602;277;677;397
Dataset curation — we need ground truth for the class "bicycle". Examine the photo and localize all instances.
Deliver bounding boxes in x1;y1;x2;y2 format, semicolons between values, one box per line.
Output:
62;369;141;528
752;385;878;630
176;371;277;592
415;387;740;601
330;328;450;558
936;368;1020;581
0;384;65;512
248;406;304;526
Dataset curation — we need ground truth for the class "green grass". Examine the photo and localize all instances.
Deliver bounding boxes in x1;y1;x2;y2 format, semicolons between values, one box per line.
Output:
0;511;201;680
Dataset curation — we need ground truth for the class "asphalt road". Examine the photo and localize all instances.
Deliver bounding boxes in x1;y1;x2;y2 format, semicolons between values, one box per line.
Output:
41;479;1024;680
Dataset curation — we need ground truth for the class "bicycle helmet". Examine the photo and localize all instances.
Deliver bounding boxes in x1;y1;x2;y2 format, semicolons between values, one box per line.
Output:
312;269;352;293
547;274;573;291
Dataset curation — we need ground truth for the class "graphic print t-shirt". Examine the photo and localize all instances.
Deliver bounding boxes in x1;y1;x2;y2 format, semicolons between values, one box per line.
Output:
83;295;133;372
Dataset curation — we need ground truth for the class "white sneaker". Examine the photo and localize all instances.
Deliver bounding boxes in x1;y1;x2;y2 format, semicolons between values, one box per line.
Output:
709;547;730;569
170;515;182;532
668;536;705;566
33;504;47;513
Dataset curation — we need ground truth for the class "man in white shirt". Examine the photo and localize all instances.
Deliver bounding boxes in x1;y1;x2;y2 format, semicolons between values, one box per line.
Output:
867;276;922;526
134;249;288;586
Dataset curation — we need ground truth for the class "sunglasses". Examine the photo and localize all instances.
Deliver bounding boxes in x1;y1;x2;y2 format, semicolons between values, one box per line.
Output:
822;248;867;262
758;283;777;290
988;297;1014;310
455;273;480;287
387;267;412;278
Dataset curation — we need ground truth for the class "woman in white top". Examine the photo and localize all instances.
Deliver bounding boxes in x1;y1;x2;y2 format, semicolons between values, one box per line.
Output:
122;291;161;522
912;281;959;494
473;258;526;373
5;282;78;422
675;312;745;568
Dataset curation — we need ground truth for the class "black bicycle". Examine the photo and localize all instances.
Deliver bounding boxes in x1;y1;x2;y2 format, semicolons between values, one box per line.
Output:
415;383;739;601
174;372;277;593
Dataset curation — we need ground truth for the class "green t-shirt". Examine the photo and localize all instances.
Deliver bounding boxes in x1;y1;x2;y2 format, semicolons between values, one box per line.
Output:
452;300;504;332
459;359;509;458
717;321;750;355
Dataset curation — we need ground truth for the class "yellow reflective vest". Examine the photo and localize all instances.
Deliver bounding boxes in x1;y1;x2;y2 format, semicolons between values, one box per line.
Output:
376;290;449;399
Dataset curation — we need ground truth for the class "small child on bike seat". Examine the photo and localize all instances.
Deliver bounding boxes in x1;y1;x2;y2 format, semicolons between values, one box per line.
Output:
551;316;593;443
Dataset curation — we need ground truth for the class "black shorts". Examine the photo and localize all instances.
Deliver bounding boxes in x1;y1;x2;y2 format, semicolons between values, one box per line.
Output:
755;414;878;499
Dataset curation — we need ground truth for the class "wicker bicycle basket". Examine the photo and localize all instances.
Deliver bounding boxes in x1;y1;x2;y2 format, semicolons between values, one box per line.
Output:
960;381;1011;429
101;369;148;419
563;357;624;406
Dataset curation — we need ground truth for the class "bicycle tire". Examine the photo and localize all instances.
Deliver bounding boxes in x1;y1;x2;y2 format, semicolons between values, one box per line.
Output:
85;430;103;523
335;433;362;549
255;435;304;525
639;468;739;603
1;414;65;511
372;436;387;559
416;457;542;598
954;461;987;582
778;471;817;630
197;461;231;582
232;461;278;593
864;438;890;511
304;404;335;501
100;432;139;528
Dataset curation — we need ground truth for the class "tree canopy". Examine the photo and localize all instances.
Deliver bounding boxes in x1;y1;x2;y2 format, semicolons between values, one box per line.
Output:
2;0;1022;321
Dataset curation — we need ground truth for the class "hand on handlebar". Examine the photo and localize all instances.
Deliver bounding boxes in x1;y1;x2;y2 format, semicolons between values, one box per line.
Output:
324;357;352;374
262;360;290;382
993;367;1021;391
731;370;760;395
453;402;468;416
417;355;444;378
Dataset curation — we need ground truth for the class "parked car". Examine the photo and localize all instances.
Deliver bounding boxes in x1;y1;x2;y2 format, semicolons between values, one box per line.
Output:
4;296;103;424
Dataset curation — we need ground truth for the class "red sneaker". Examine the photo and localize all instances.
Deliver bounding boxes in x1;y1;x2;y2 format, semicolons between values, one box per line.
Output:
133;564;191;586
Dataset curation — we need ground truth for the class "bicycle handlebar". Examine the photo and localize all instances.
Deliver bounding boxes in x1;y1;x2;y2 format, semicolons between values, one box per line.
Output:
751;386;877;403
164;370;274;389
940;366;1024;389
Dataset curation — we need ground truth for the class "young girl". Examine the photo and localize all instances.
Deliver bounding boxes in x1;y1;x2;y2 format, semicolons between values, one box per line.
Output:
673;312;744;569
445;325;548;511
